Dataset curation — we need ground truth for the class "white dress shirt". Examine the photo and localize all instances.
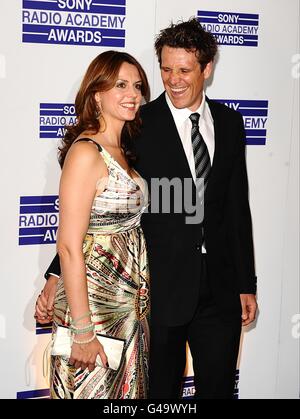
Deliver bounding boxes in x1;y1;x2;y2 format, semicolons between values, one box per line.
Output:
165;92;215;181
165;92;215;252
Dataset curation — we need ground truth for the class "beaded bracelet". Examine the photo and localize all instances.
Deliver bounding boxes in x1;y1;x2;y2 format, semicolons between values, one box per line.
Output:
72;331;96;345
70;310;92;325
71;323;95;335
71;322;94;331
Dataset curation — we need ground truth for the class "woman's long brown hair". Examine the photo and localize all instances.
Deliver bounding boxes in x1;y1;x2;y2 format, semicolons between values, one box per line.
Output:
59;50;150;168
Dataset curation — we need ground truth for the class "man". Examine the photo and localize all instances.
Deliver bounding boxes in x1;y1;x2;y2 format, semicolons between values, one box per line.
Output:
35;18;257;399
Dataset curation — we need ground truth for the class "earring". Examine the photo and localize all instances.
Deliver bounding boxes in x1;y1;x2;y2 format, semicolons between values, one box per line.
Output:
95;99;103;119
95;106;101;119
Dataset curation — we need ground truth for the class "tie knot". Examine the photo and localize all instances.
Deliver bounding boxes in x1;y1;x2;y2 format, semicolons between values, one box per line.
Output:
189;112;200;126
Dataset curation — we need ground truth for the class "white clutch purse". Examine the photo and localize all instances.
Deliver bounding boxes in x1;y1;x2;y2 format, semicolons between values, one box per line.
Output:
51;325;125;371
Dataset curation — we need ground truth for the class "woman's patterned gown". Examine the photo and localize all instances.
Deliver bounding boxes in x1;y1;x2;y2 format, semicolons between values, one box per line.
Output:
50;139;150;399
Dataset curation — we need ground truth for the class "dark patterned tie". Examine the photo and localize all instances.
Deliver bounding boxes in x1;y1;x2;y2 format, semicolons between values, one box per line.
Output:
189;112;211;193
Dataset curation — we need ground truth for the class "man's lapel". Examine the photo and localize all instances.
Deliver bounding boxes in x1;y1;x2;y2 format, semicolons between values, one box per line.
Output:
156;93;193;180
205;97;222;201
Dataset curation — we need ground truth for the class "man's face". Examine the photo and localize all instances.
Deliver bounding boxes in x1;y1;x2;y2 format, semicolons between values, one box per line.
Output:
160;46;212;111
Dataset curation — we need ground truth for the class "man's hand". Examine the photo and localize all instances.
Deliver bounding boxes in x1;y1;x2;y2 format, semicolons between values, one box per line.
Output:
34;275;59;324
240;294;257;326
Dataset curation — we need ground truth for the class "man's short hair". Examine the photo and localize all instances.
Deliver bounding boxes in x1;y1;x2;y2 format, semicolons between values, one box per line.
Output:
155;18;218;71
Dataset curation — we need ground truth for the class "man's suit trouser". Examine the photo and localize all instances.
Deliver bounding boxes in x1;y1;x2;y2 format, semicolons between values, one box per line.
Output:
148;255;242;399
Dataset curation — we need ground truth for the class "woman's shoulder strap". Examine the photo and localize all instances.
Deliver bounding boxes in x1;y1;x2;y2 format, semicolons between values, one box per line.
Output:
73;138;102;153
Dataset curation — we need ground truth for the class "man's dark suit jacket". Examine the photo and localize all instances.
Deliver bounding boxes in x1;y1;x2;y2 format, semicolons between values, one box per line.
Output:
46;93;257;327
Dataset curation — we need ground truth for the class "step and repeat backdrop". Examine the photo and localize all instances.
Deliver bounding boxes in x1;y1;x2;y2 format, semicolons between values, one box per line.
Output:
0;0;299;399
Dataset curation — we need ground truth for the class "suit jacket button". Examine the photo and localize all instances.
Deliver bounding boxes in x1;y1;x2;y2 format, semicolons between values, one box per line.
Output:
196;244;201;251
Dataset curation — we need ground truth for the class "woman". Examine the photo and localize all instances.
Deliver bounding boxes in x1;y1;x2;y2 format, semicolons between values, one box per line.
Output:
48;51;150;399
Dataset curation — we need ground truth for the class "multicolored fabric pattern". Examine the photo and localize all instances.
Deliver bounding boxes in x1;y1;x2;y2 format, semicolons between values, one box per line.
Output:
50;144;150;399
